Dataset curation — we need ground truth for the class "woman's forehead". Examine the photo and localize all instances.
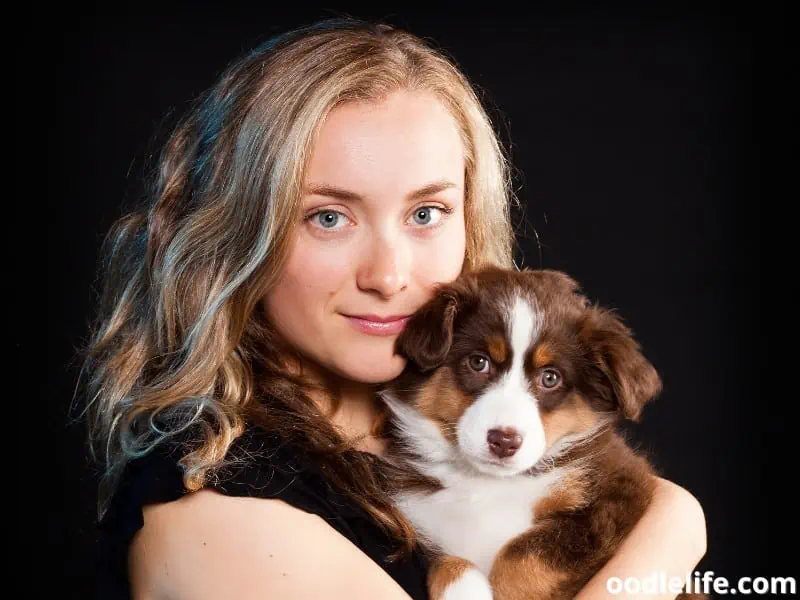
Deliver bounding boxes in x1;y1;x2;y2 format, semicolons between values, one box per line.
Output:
303;90;465;202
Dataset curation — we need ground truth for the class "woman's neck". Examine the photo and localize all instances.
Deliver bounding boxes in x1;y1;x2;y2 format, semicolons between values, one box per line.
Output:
295;359;388;454
328;385;388;454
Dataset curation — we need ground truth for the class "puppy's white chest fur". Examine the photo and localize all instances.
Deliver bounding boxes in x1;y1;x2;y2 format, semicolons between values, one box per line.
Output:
395;467;564;575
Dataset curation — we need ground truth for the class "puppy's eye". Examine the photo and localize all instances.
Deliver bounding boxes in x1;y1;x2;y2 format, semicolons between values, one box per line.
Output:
467;354;491;373
539;368;562;389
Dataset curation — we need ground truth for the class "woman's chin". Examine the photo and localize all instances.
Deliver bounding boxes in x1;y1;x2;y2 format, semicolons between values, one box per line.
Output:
338;352;408;384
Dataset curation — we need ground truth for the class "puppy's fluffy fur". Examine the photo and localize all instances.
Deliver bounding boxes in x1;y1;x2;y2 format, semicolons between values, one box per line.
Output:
377;266;703;600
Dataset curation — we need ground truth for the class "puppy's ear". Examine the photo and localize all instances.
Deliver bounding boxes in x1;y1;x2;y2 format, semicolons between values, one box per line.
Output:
579;306;662;422
394;283;475;372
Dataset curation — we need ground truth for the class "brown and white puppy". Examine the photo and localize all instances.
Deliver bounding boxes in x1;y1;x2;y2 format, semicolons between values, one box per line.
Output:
377;266;699;600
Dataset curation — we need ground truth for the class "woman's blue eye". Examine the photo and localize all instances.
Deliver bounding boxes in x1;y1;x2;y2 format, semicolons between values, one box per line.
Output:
314;210;347;229
411;206;441;226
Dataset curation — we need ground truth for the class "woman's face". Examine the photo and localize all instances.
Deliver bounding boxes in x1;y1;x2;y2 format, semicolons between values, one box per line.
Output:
264;90;467;384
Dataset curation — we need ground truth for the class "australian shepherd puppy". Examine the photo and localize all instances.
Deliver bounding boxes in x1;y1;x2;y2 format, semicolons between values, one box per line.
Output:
377;266;701;600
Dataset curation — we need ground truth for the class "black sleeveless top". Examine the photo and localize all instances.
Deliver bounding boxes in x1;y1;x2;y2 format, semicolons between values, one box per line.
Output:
92;424;431;599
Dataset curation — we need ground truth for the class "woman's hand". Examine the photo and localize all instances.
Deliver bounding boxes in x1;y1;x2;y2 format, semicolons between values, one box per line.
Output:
574;476;707;599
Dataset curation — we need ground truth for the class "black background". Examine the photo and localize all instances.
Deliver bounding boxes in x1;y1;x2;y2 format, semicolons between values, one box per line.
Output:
46;3;782;598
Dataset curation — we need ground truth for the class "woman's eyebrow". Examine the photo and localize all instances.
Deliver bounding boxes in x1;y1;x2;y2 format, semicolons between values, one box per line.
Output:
303;179;460;202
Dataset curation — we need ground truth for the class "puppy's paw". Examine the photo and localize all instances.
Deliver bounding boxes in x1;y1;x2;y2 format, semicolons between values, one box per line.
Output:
441;568;493;600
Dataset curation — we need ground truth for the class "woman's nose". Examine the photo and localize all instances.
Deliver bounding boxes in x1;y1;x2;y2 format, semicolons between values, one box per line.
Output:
356;236;410;298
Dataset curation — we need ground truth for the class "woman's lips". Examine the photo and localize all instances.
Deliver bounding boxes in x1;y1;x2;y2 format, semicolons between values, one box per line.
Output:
344;315;411;336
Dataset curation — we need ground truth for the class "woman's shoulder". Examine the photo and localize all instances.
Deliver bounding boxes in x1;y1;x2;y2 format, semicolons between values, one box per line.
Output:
128;486;415;600
93;423;430;600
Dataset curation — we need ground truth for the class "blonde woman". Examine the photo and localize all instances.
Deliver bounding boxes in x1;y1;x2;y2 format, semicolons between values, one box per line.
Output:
80;18;706;600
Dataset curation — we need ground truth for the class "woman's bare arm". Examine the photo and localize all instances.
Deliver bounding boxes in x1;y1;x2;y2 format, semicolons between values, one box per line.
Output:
128;488;414;600
574;476;707;599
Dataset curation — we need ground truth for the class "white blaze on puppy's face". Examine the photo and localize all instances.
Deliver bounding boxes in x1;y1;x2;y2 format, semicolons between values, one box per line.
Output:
457;294;547;476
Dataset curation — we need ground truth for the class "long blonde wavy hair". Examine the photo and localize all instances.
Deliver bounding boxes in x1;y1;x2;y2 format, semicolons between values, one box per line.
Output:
76;17;520;555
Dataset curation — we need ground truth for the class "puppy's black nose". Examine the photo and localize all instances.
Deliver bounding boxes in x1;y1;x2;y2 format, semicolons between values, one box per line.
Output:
487;427;522;458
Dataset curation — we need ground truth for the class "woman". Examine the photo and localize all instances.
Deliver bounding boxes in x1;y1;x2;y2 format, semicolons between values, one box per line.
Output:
80;17;706;600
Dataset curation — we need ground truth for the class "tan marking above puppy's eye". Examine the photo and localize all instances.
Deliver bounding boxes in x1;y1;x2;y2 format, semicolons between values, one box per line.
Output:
467;353;492;374
538;368;562;389
533;344;553;369
486;335;508;364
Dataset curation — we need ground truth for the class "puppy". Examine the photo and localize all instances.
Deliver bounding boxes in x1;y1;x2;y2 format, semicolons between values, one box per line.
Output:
377;266;703;600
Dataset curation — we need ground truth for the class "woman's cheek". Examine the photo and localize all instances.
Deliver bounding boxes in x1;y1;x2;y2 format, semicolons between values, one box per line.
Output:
416;224;466;284
290;234;353;286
